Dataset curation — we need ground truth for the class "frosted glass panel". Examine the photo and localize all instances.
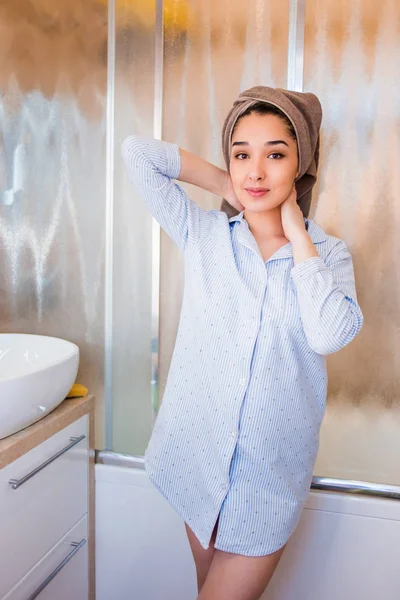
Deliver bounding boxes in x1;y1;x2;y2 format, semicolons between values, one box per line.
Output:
304;0;400;485
159;0;290;400
0;0;107;447
111;2;156;454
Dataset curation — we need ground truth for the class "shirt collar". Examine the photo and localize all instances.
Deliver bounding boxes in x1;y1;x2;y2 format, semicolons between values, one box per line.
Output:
229;211;327;243
229;211;328;260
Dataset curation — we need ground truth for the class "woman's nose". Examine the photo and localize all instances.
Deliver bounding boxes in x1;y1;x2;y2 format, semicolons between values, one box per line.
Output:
247;160;265;182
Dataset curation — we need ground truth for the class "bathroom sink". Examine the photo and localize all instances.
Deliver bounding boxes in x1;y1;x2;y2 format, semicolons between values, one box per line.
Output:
0;334;79;440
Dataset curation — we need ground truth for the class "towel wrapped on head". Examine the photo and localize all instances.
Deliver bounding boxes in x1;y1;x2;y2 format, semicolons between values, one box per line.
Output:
220;86;323;218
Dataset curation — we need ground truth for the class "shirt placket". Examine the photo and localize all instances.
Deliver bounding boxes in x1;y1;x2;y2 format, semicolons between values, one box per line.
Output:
221;270;268;492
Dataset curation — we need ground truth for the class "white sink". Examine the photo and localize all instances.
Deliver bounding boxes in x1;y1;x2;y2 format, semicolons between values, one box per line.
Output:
0;334;79;440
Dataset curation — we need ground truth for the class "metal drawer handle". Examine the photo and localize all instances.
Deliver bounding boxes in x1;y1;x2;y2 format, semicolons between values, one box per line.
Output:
8;434;86;490
26;538;86;600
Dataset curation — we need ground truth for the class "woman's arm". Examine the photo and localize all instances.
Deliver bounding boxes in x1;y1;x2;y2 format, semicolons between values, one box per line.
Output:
121;136;214;251
290;241;364;355
178;149;243;212
280;186;363;356
122;136;241;251
178;149;227;196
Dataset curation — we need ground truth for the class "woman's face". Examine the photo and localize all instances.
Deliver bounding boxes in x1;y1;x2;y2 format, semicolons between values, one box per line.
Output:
229;112;299;214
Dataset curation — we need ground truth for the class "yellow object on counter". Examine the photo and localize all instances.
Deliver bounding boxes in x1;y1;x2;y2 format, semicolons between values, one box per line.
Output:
66;384;88;399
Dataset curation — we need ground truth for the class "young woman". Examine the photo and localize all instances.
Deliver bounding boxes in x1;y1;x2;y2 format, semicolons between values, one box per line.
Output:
122;86;363;600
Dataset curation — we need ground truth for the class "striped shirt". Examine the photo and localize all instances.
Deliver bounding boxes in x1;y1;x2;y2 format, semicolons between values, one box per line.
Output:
122;135;364;556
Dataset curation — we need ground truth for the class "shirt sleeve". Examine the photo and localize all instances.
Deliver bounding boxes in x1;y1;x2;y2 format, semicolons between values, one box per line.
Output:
290;240;364;355
121;135;216;252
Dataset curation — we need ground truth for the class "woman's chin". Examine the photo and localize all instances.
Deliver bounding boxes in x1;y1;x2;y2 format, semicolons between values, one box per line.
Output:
242;197;282;213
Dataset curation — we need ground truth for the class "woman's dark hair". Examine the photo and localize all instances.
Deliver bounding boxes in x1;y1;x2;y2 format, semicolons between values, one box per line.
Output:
232;102;297;143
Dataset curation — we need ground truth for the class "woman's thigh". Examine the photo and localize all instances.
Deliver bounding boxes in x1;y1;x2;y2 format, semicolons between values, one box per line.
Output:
185;518;219;592
197;544;286;600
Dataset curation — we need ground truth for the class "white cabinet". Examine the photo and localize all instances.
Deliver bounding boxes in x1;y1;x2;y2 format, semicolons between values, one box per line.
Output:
0;415;89;600
3;515;88;600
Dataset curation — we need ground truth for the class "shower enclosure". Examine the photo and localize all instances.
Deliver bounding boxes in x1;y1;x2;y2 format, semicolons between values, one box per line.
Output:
1;0;399;500
103;0;400;500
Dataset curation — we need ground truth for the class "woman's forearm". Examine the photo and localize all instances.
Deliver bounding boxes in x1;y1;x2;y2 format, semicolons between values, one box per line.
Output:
178;148;228;198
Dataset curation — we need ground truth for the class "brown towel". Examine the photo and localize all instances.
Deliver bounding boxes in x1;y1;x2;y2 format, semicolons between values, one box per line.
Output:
220;86;322;218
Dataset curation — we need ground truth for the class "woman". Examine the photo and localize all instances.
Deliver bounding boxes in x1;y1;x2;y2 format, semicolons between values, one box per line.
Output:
122;86;363;600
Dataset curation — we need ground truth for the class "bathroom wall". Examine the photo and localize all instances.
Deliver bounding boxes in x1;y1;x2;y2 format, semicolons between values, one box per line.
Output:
303;0;400;485
0;1;156;454
0;0;108;446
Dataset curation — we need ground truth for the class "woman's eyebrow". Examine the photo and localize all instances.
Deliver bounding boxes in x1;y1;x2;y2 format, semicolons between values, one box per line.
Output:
232;140;289;147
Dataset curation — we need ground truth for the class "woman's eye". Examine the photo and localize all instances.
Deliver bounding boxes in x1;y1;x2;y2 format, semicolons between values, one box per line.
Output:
233;152;284;160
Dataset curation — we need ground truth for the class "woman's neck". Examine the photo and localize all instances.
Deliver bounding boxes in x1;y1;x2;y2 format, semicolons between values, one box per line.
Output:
244;206;287;242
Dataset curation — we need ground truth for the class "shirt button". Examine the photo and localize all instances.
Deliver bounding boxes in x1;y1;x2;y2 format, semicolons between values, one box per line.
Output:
239;378;246;386
220;483;229;492
230;431;237;439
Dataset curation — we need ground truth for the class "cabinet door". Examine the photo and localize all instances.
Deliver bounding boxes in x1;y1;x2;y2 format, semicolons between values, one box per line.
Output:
0;415;88;597
36;536;88;600
3;515;88;600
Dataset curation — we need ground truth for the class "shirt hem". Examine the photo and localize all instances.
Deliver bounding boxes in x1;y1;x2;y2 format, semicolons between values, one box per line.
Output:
144;456;216;550
213;535;289;557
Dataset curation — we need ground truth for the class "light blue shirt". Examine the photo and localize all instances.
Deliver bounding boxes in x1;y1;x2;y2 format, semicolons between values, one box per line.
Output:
122;135;363;556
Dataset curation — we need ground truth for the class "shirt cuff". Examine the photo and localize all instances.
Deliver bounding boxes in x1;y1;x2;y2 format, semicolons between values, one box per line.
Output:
163;141;181;180
290;256;328;284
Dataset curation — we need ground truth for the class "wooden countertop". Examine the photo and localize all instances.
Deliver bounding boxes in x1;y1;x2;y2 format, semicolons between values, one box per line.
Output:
0;395;95;470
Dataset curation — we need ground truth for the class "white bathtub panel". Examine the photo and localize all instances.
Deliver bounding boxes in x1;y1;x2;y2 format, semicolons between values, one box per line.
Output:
96;464;400;600
95;465;197;600
263;503;400;599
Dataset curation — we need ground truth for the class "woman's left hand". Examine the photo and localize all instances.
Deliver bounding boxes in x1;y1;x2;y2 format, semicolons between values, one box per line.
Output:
281;184;319;264
280;185;307;243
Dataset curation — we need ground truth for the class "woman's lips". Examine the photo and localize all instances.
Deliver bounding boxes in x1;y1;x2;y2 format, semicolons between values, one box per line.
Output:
245;188;270;197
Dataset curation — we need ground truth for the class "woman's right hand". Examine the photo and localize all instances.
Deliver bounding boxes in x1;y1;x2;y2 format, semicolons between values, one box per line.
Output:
222;171;245;213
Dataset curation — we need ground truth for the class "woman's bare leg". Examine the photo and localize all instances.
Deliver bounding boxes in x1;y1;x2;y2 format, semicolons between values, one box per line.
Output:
185;518;219;592
197;544;286;600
